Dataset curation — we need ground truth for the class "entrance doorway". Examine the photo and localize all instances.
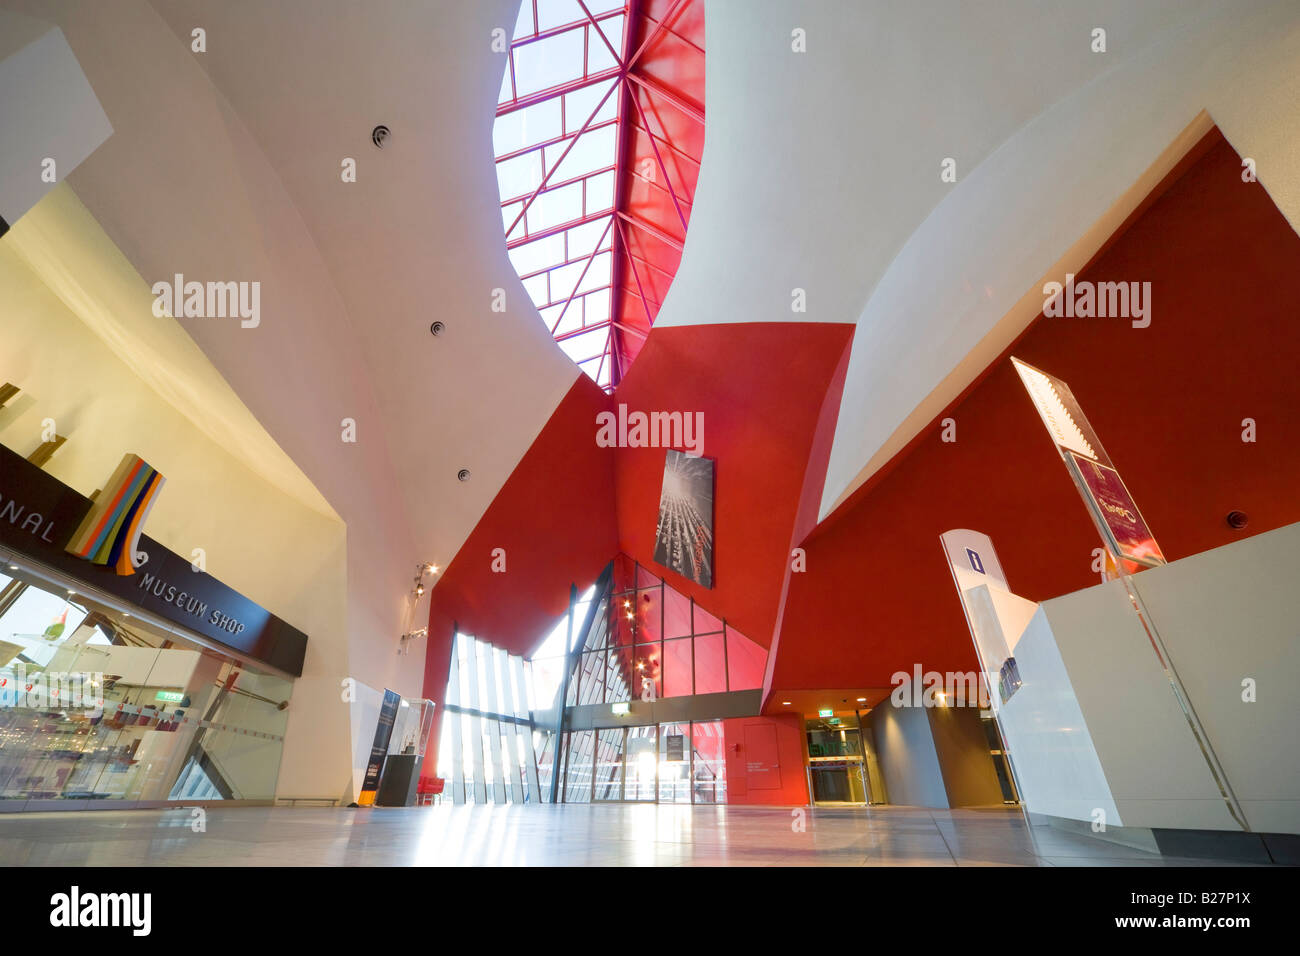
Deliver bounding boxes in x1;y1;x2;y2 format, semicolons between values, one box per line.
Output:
806;712;878;805
571;720;726;804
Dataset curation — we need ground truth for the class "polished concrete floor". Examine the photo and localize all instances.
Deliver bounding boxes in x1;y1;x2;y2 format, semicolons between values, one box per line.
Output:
0;803;1270;866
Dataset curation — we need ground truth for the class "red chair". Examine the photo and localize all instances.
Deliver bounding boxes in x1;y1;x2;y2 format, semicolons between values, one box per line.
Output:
416;777;445;806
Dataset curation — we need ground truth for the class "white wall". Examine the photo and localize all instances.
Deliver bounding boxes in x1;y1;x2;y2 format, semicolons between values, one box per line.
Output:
0;0;445;796
1002;525;1300;833
998;606;1122;826
0;11;110;226
0;187;354;801
1130;522;1300;833
867;703;949;809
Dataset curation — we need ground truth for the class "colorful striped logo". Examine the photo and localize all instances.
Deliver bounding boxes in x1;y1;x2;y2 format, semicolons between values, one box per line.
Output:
65;454;166;576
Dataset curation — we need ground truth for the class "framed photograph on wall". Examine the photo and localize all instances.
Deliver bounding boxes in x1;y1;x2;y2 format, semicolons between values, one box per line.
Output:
652;450;714;588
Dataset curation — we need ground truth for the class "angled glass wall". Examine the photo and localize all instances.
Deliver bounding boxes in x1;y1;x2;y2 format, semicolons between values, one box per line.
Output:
435;557;763;805
531;556;767;707
436;631;542;805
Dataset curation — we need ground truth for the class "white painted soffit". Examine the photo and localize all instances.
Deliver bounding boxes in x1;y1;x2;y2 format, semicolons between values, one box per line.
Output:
143;0;581;567
656;0;1227;335
0;9;111;228
819;0;1300;520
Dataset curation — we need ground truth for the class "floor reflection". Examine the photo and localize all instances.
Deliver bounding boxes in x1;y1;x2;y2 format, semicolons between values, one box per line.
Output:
0;804;1275;867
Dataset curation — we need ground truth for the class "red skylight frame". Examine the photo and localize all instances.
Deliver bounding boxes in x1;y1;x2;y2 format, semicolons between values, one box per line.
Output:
495;0;705;392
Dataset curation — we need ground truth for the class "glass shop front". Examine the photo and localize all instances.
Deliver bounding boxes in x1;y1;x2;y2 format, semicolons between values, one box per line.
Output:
0;551;293;810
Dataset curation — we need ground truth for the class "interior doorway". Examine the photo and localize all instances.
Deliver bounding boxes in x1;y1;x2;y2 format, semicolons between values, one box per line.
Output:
576;720;726;804
806;712;878;805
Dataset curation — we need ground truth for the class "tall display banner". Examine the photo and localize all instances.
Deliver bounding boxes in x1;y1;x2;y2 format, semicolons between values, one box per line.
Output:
1010;357;1247;830
1010;357;1166;571
358;689;402;807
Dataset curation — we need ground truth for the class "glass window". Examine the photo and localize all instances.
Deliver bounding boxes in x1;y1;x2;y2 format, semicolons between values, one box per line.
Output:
691;721;726;804
0;562;291;807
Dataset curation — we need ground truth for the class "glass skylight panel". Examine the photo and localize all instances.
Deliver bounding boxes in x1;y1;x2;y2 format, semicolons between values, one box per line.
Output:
577;252;611;294
560;325;610;364
512;28;586;98
563;80;618;133
508;232;566;278
498;66;513;106
493;98;562;156
547;258;588;302
495;150;543;205
501;201;523;234
494;3;632;392
550;125;616;183
583;287;611;324
551;301;586;337
567;216;613;256
535;0;587;33
585;169;615;211
586;16;625;72
527;180;584;234
521;273;549;306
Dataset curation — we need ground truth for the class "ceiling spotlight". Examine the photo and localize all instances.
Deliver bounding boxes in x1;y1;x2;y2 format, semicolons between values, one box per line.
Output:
782;701;792;706
416;584;425;596
1226;510;1248;530
457;469;470;482
856;697;867;702
430;321;445;336
372;124;390;148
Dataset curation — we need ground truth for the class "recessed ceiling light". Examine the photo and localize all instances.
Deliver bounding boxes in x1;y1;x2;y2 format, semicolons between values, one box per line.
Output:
457;469;470;482
856;697;867;702
782;701;792;706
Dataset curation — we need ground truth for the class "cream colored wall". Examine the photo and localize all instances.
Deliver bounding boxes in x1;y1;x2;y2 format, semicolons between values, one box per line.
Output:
0;195;355;801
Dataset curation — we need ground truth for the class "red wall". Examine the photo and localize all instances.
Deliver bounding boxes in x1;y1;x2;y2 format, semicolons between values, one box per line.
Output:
613;322;854;648
723;714;810;805
421;374;617;702
768;130;1300;695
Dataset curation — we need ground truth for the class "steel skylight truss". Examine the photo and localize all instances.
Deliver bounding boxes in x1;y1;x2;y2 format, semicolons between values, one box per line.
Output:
494;0;704;392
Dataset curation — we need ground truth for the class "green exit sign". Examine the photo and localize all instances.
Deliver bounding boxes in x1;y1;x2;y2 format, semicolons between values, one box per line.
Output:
828;718;842;726
818;708;833;718
155;690;185;703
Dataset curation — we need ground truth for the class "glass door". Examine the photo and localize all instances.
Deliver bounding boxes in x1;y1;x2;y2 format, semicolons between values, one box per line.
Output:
624;725;658;801
592;727;625;801
807;714;869;805
657;722;691;803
